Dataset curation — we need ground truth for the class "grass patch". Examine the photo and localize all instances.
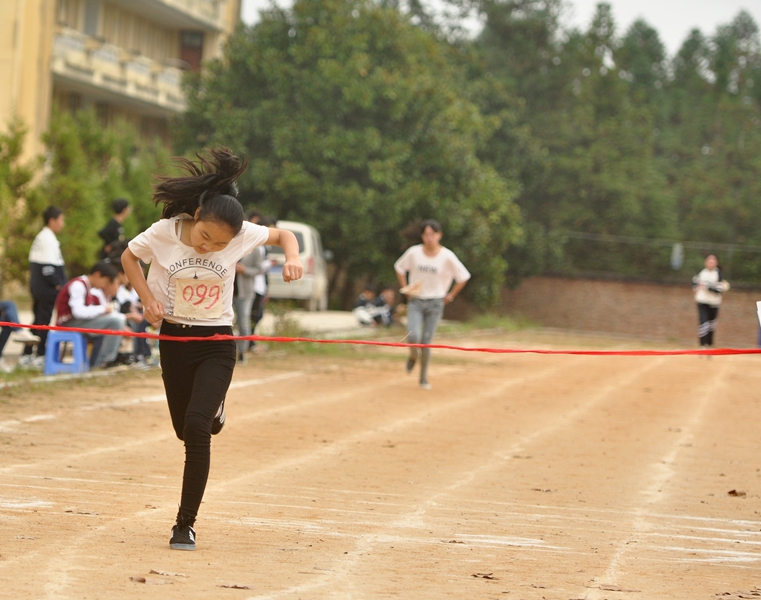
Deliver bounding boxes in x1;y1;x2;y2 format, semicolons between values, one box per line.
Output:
267;301;307;338
438;313;537;335
263;313;536;359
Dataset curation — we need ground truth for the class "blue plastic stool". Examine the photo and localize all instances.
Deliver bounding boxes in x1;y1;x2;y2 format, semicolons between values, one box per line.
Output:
44;330;89;376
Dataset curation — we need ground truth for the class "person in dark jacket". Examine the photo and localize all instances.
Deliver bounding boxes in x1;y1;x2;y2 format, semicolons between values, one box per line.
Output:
20;206;67;368
98;198;131;258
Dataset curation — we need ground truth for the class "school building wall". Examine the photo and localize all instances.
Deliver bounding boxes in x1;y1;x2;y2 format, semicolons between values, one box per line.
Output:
449;276;761;348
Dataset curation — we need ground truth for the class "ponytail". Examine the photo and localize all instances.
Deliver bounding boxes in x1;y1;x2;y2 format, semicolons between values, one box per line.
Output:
153;147;248;233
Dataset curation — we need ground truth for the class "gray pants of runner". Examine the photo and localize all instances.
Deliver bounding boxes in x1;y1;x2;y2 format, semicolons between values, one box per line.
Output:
65;313;126;367
406;297;444;384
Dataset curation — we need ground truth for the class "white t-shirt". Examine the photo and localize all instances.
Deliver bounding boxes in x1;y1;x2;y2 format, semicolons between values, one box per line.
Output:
128;216;270;326
394;244;471;300
29;226;65;265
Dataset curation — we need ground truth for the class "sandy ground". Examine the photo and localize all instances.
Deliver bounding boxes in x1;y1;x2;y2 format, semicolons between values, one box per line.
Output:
0;329;759;599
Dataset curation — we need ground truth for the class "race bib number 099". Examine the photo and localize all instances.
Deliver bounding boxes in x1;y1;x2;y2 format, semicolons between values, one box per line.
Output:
174;278;224;319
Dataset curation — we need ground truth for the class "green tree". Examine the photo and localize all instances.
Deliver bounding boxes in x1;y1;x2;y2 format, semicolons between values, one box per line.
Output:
617;18;668;108
0;119;41;294
29;110;166;276
657;11;761;279
176;0;522;306
473;2;677;277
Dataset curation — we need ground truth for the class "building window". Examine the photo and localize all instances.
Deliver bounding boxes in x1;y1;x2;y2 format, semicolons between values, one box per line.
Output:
57;0;81;28
180;31;204;72
84;0;100;36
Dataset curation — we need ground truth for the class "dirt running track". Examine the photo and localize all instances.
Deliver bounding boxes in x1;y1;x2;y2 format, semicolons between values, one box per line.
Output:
0;330;759;600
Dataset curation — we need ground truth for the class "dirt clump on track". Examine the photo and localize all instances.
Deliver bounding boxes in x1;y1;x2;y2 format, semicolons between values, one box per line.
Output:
0;330;758;599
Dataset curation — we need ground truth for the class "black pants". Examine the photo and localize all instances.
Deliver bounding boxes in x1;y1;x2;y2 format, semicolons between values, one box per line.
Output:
249;293;267;349
251;293;267;328
697;303;719;346
159;321;236;523
23;295;57;357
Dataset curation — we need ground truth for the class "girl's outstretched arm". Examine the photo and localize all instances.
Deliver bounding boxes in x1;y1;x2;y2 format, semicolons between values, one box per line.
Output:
121;247;165;326
265;228;303;283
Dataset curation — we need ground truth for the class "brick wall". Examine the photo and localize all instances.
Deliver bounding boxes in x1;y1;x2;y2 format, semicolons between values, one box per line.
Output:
449;276;761;348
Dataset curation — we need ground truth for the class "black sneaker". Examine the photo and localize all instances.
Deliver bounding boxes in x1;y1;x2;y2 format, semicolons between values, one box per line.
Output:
212;399;225;435
405;357;416;373
169;523;196;551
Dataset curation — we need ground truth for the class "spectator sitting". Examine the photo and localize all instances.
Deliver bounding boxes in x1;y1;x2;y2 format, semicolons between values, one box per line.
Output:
376;285;397;327
0;301;40;373
353;284;394;327
55;261;127;368
113;259;153;366
99;198;131;259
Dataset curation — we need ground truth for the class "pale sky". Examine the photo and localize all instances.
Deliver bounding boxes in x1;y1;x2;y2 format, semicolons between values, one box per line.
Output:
567;0;761;56
241;0;761;58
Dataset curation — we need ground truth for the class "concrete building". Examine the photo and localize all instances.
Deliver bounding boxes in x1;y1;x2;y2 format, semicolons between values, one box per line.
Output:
1;0;242;160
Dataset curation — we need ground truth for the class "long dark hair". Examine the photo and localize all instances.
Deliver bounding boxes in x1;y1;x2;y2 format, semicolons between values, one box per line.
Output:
153;147;248;234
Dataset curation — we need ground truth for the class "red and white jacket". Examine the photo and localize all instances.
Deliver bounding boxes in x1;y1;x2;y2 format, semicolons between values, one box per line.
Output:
55;276;107;325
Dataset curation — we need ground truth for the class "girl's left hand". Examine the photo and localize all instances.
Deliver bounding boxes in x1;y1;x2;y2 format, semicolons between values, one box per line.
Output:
281;260;303;283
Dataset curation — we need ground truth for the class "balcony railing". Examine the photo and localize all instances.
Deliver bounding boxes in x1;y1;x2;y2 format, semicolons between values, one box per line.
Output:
107;0;227;31
51;28;187;114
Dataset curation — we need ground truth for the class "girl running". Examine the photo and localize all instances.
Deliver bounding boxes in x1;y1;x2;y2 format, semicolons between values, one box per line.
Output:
121;147;302;551
693;253;730;350
394;219;470;390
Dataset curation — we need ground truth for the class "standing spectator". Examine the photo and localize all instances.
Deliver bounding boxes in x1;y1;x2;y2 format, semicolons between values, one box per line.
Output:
99;198;131;258
20;206;67;368
233;214;268;363
249;215;275;352
693;253;730;351
0;301;39;373
56;261;126;368
394;219;470;390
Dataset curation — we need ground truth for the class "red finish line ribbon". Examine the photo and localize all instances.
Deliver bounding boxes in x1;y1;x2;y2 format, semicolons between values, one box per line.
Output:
2;321;759;356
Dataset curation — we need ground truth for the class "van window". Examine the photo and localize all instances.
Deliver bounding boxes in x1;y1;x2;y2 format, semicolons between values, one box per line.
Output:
268;231;305;254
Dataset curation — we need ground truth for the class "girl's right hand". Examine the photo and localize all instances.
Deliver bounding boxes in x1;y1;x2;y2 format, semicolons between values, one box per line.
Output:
143;299;165;327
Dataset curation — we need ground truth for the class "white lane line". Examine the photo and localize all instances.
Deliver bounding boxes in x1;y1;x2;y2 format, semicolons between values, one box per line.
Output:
0;414;56;432
584;362;729;599
657;546;760;563
80;371;302;410
363;357;666;519
0;372;302;435
0;497;53;509
240;358;654;600
0;372;304;474
217;360;575;497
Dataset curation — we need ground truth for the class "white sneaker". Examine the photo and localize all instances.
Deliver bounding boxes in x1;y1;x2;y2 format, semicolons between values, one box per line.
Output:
18;355;44;370
0;359;14;373
12;330;40;344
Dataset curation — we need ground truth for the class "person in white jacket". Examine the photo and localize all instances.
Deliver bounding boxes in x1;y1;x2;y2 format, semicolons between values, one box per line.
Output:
692;253;730;349
20;206;67;367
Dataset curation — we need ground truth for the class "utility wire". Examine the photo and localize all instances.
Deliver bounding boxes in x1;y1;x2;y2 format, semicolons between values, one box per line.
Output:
561;231;761;254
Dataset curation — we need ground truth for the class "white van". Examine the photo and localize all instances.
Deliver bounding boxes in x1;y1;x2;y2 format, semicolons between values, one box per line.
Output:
267;220;330;311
